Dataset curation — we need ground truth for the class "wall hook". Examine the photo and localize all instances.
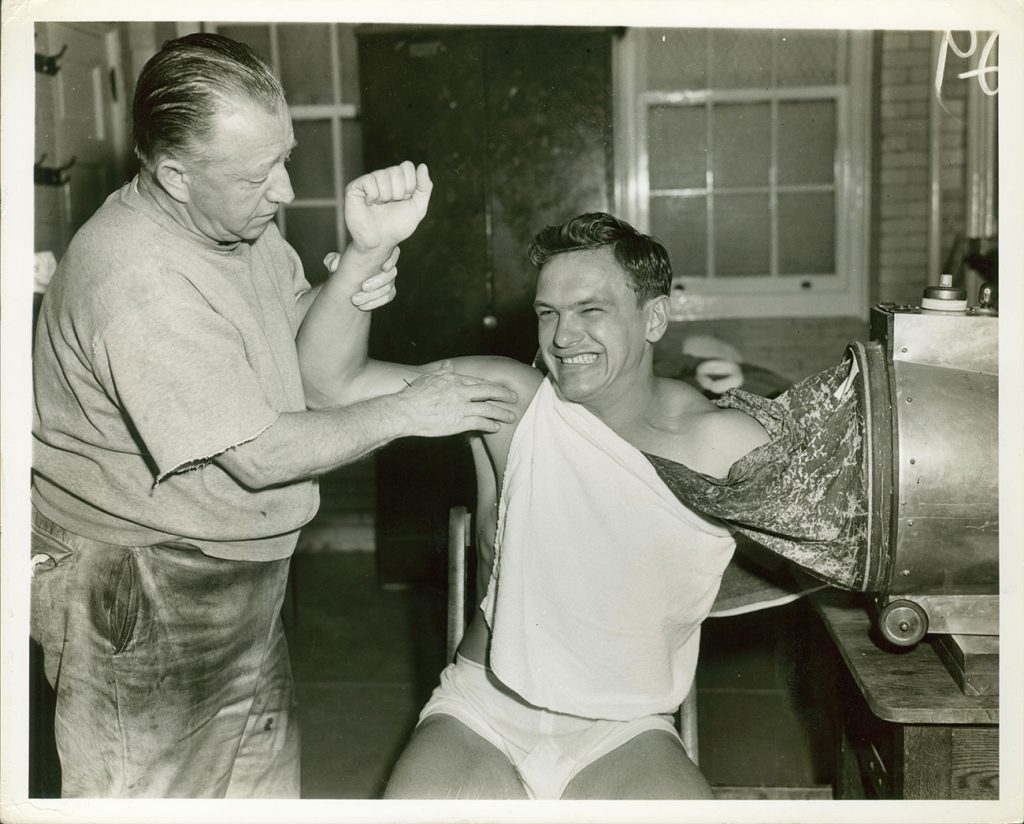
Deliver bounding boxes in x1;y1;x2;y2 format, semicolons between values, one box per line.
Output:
35;44;68;76
35;155;76;187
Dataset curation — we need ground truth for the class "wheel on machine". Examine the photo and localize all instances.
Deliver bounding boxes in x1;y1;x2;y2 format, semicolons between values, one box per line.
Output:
878;599;928;647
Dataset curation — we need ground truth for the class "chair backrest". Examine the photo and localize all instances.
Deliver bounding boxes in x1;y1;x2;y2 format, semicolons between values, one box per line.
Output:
446;506;473;662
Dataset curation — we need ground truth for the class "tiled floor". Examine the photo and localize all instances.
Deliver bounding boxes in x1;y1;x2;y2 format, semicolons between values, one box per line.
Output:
695;607;838;793
285;550;448;798
285;550;837;799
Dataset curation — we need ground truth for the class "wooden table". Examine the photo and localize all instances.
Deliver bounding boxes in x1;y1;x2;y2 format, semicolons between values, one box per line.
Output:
813;590;999;799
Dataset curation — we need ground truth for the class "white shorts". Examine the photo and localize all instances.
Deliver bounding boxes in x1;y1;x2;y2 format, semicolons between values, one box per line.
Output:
417;655;682;799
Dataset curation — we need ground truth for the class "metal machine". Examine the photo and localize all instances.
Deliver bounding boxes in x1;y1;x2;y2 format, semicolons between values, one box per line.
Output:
847;275;998;655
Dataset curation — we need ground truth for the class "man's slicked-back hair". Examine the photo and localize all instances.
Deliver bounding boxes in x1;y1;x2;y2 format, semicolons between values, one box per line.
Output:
527;212;673;305
132;33;286;168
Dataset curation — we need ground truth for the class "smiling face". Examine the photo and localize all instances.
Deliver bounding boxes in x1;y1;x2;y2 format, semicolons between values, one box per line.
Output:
534;247;668;410
179;99;297;243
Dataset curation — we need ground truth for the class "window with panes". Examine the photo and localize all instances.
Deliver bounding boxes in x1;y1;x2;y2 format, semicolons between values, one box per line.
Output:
617;28;871;319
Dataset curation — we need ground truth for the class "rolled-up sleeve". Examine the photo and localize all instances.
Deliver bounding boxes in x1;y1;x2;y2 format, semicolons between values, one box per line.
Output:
93;298;280;482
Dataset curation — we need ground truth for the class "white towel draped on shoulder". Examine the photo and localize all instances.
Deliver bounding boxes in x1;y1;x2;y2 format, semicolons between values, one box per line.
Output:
481;377;736;721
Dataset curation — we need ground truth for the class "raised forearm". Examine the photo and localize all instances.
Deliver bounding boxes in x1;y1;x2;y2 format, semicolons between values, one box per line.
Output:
298;161;431;406
296;244;393;407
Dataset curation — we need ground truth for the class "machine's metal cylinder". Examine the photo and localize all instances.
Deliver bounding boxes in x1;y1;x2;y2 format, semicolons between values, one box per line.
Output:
858;303;999;641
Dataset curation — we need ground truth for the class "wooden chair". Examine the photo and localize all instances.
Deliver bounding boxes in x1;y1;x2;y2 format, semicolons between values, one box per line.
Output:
446;505;701;765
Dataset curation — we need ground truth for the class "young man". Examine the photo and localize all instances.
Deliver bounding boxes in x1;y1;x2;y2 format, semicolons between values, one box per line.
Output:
298;209;770;799
30;35;516;798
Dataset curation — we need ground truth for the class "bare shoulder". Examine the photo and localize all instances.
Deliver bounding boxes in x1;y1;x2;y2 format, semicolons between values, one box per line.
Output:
654;376;714;414
703;405;770;450
444;356;543;477
651;378;770;478
692;404;770;477
448;356;544;415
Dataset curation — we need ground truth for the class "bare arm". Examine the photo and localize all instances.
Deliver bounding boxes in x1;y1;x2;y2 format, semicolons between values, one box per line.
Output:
211;163;521;489
214;366;523;489
294;159;543;463
297;161;432;405
214;351;524;489
299;353;543;475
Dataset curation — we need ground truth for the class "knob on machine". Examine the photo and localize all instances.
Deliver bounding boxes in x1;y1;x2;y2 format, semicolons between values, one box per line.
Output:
920;273;968;311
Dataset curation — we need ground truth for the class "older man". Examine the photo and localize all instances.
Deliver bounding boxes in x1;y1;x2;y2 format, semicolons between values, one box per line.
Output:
299;210;770;799
30;34;516;798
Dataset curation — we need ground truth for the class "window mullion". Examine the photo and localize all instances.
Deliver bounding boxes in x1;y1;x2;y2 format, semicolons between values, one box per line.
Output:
836;29;848;86
268;24;282;90
268;25;288;239
636;96;651;237
704;30;713;281
770;30;779;279
770;96;779;279
705;97;714;280
836;84;851;290
329;24;346;249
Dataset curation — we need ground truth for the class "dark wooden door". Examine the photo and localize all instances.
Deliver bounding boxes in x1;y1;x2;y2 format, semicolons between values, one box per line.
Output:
359;26;613;585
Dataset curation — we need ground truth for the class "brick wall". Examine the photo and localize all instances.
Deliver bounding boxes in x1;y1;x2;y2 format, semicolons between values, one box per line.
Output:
874;30;968;304
876;31;933;305
936;38;969;274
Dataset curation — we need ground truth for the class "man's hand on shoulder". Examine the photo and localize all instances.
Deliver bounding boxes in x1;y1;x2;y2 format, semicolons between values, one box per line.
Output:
445;356;544;473
392;360;522;437
446;356;544;422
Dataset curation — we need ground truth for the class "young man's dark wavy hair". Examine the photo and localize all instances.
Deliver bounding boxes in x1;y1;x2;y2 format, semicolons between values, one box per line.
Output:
527;212;673;305
132;33;286;169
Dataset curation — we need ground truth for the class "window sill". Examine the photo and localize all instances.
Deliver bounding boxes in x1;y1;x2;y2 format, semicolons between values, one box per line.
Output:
670;289;868;321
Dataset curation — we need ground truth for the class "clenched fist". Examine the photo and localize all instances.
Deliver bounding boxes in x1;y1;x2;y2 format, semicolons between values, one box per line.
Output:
345;161;432;252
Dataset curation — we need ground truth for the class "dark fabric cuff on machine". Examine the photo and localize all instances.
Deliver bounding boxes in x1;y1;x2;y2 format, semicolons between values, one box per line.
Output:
645;357;870;591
